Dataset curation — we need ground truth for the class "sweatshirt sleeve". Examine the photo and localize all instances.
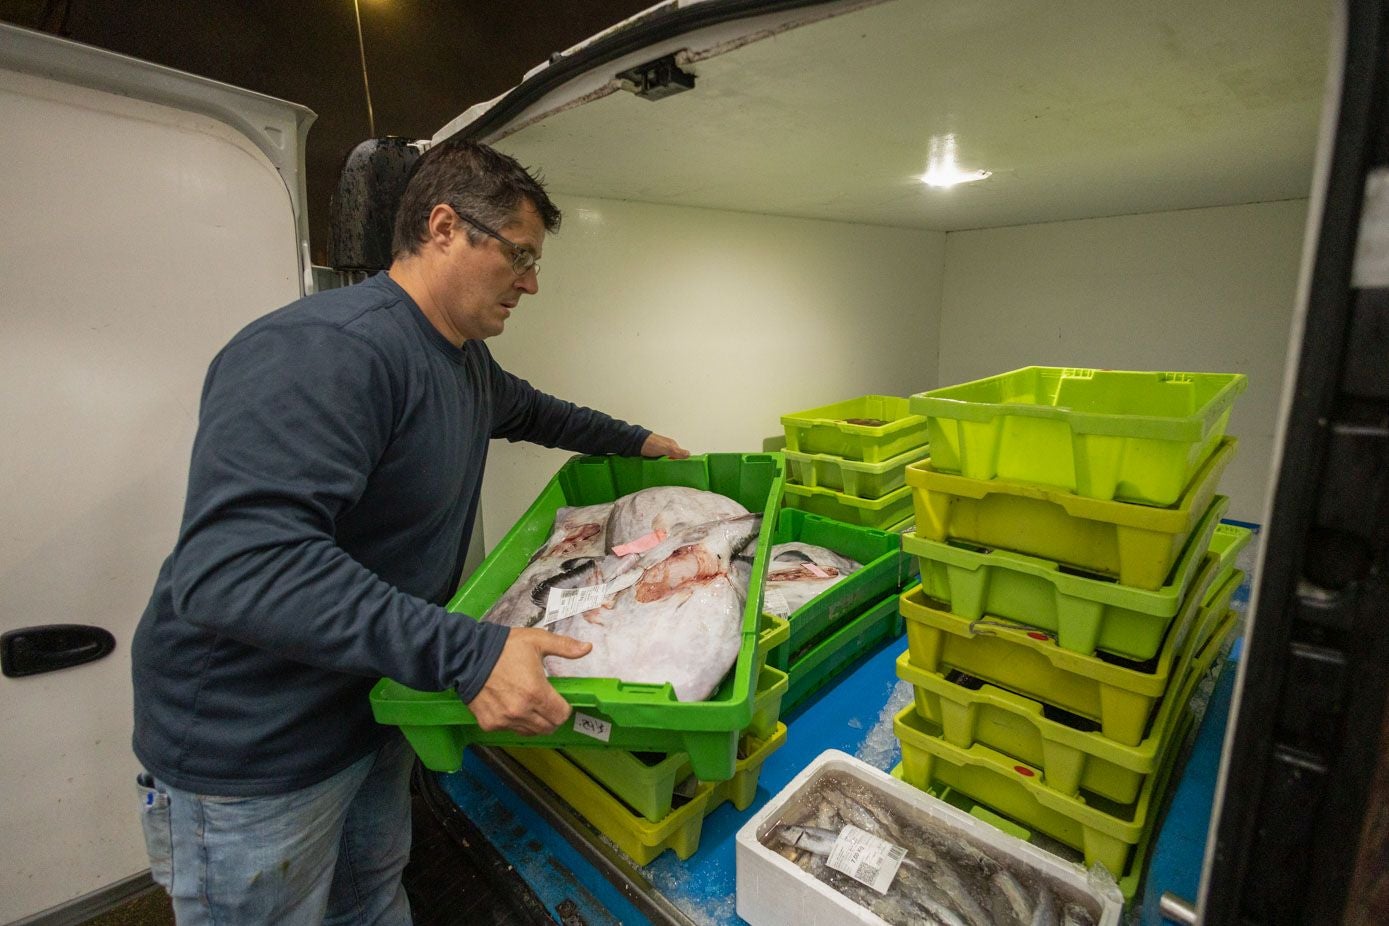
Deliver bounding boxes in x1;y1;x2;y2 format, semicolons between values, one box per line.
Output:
483;348;651;455
168;323;508;694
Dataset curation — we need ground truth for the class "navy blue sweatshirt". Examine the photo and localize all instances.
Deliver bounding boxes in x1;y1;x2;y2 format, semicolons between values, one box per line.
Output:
131;274;649;796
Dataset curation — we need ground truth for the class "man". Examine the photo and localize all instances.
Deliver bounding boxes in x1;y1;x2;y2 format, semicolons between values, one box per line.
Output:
131;139;687;924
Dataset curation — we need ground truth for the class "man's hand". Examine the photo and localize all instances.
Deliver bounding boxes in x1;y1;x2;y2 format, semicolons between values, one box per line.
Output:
641;433;690;459
466;628;592;735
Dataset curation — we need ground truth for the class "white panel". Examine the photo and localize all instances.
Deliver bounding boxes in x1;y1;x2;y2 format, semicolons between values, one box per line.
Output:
477;0;1327;232
0;70;300;920
937;200;1310;524
478;196;943;544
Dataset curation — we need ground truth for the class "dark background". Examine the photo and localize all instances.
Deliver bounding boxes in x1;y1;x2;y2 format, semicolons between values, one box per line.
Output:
0;0;654;264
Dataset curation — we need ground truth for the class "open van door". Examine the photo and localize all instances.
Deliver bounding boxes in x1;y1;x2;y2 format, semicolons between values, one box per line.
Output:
1199;1;1389;923
0;23;311;922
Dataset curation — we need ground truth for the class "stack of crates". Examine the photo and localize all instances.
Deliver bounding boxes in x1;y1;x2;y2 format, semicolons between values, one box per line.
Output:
779;394;929;533
761;508;916;713
884;367;1251;898
502;615;791;865
370;454;792;864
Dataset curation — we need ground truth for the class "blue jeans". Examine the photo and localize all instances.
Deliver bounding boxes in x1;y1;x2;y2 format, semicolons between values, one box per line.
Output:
137;735;414;925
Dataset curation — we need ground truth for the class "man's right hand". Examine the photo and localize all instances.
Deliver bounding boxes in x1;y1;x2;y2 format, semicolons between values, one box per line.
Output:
466;627;592;735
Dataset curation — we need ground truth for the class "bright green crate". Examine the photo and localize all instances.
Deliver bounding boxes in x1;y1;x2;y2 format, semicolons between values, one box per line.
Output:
783;482;915;530
562;665;787;823
784;591;907;714
907;438;1235;590
370;453;784;782
784;443;931;499
912;368;1247;506
899;560;1240;746
904;496;1227;659
894;613;1235;879
504;723;787;865
781;395;929;463
763;509;910;671
898;590;1237;804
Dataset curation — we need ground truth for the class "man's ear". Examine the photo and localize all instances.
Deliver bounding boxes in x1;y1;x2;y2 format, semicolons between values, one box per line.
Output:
427;204;461;248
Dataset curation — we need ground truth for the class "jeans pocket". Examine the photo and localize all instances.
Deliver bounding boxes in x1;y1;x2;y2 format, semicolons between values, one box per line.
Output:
136;772;173;892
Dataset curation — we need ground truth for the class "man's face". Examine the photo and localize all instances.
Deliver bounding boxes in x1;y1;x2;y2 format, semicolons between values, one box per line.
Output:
442;199;544;341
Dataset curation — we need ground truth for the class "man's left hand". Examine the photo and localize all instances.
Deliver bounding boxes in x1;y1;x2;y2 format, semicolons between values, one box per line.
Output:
641;433;690;459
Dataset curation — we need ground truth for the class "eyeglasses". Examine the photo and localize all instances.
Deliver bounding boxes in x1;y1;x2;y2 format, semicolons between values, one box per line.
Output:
450;207;539;276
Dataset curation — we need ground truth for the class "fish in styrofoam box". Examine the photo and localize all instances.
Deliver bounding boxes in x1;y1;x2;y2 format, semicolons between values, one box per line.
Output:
736;750;1123;926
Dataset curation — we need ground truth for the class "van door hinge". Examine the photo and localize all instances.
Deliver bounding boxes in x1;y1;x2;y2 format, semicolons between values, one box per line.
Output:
617;53;695;101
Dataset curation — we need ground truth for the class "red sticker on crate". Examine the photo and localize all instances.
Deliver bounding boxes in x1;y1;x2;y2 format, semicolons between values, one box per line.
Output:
1014;765;1035;777
1027;632;1050;641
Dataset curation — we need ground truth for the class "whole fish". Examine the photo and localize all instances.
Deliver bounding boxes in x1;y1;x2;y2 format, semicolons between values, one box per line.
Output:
481;503;613;627
607;485;748;550
758;542;862;617
993;870;1034;923
541;514;761;701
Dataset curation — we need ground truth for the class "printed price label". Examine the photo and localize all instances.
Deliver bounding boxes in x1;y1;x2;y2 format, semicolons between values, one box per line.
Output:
572;712;612;742
826;824;906;894
763;587;792;617
541;583;608;625
805;563;832;579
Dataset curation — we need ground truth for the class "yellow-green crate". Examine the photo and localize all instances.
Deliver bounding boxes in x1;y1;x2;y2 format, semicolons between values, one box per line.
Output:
562;665;788;823
893;774;1168;901
896;591;1237;804
906;438;1235;590
783;482;915;530
504;723;787;865
898;559;1240;746
892;633;1217;880
781;395;929;463
912;367;1247;506
784;443;931;499
903;496;1227;659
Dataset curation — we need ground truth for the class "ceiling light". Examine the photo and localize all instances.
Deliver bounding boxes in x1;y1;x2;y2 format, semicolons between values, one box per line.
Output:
920;134;991;188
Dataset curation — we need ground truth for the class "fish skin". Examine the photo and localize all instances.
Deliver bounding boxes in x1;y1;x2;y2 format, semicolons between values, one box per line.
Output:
993;870;1035;923
607;486;748;550
751;541;862;617
1030;888;1058;926
1061;902;1094;926
542;514;761;701
482;503;613;627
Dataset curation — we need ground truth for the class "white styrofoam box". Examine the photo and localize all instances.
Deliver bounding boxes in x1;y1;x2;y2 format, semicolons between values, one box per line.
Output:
735;750;1123;926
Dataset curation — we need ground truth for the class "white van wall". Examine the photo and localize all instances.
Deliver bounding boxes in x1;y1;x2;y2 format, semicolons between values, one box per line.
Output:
480;195;945;538
0;68;302;921
937;199;1310;523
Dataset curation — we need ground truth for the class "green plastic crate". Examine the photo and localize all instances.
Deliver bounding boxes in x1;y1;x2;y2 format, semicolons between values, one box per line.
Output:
907;438;1236;590
783;482;915;530
781;395;929;463
893;770;1175;901
899;559;1240;746
369;453;784;782
504;723;787;865
783;591;907;714
563;665;789;823
763;509;910;671
904;496;1228;659
912;367;1248;506
1205;523;1254;607
783;443;931;499
894;614;1234;879
898;590;1237;804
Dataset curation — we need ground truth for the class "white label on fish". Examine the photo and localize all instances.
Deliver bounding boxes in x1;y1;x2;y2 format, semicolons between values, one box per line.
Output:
826;824;906;895
542;583;610;624
763;587;791;617
572;712;612;742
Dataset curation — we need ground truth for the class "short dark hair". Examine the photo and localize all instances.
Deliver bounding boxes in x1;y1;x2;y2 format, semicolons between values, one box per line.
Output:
390;138;561;258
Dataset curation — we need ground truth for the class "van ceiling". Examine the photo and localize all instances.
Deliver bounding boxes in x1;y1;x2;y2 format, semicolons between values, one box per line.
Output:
488;0;1330;231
